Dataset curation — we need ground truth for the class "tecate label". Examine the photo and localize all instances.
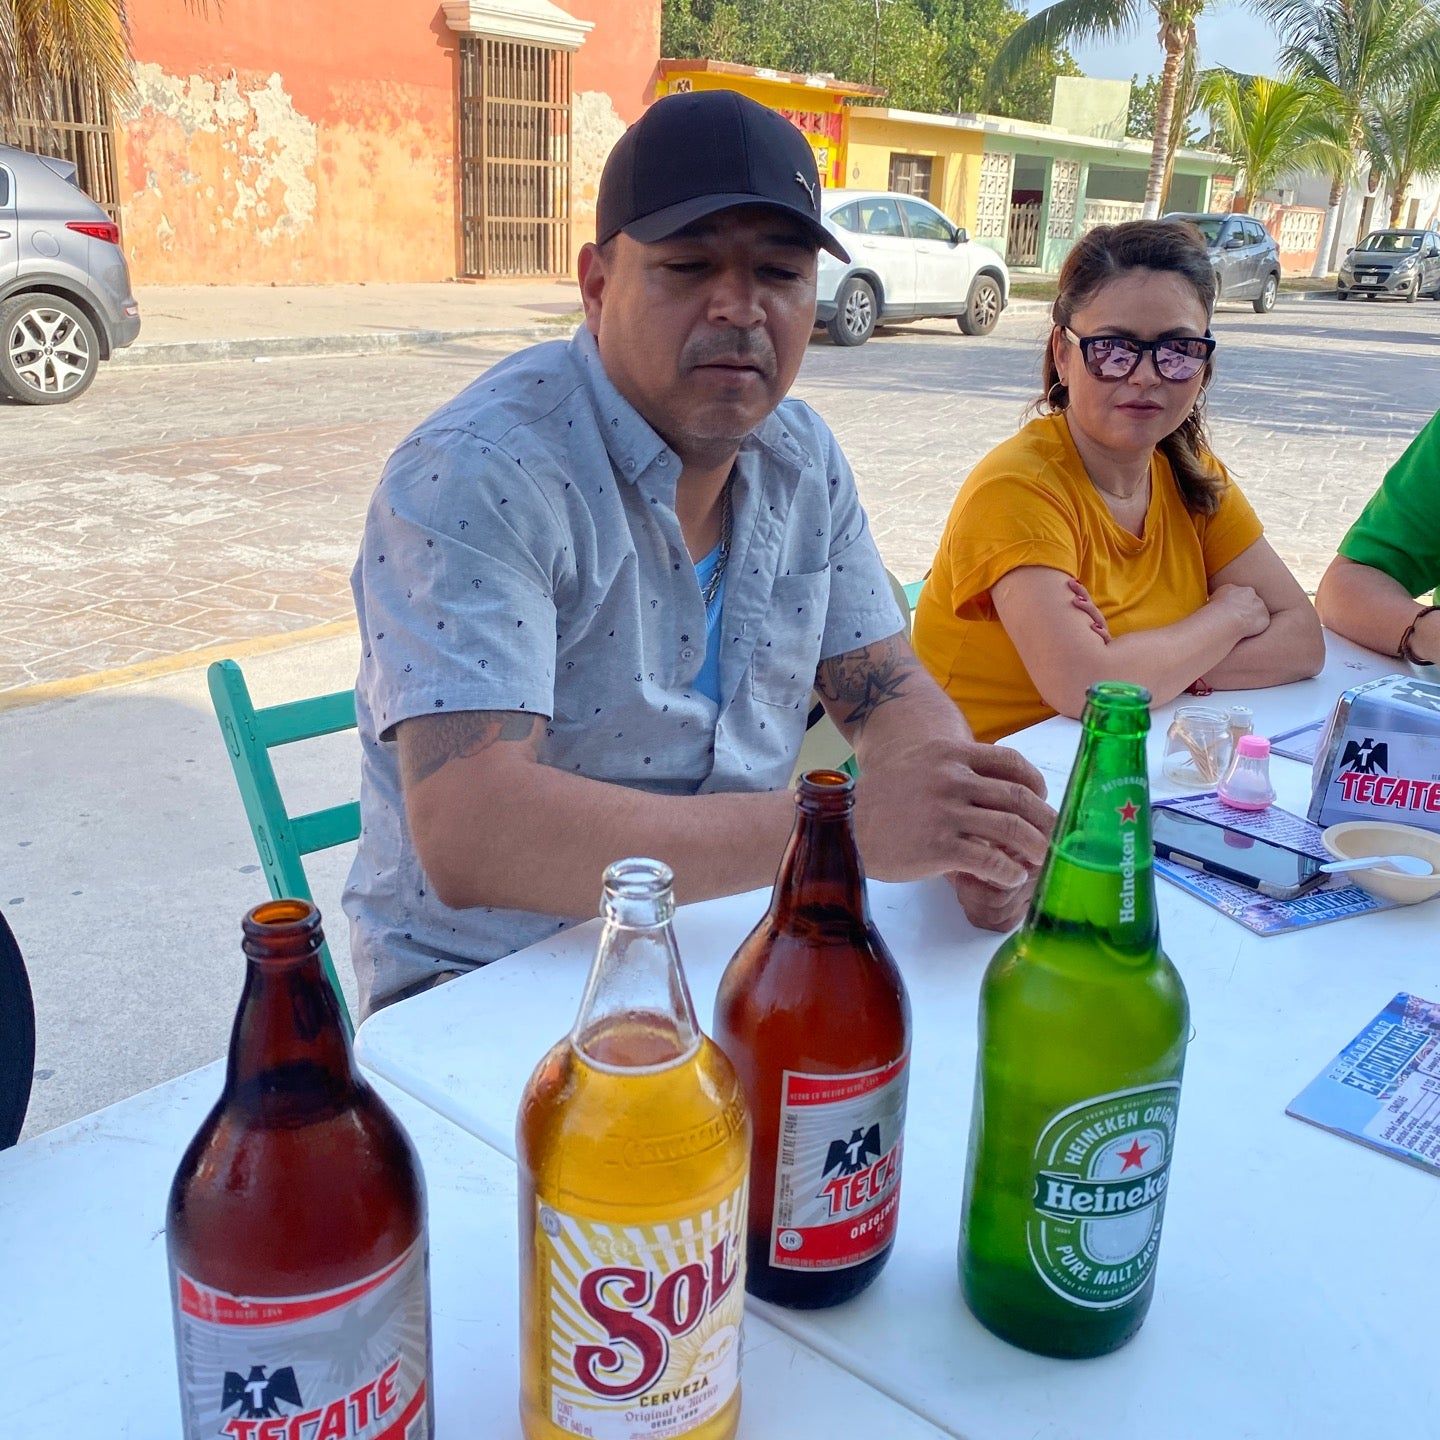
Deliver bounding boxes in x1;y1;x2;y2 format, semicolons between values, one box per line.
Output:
770;1054;908;1271
171;1235;432;1440
1027;1083;1180;1310
536;1182;746;1439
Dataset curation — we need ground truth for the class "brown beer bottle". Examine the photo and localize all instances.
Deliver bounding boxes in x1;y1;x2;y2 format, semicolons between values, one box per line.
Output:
713;769;911;1308
166;900;434;1439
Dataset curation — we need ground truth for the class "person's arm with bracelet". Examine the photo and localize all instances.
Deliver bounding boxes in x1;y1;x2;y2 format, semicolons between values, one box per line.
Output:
1316;557;1440;664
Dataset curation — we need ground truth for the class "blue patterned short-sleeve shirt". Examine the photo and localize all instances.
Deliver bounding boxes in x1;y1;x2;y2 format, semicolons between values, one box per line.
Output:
343;326;902;1011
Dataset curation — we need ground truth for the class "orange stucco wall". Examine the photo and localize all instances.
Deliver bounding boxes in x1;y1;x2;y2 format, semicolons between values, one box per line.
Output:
120;0;459;284
118;0;659;284
567;0;658;255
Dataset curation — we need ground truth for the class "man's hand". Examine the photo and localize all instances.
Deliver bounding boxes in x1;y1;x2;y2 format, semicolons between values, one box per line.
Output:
948;870;1034;932
854;734;1054;890
816;632;1056;907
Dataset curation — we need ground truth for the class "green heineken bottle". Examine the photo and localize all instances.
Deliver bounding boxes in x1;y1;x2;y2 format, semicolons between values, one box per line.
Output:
959;682;1188;1358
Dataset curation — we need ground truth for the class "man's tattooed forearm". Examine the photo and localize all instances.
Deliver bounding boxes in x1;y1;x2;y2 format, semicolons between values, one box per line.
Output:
815;635;918;733
399;710;539;788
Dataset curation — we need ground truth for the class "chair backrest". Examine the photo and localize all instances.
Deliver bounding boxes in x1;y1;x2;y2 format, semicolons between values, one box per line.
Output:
0;909;35;1149
791;570;922;782
207;660;359;1034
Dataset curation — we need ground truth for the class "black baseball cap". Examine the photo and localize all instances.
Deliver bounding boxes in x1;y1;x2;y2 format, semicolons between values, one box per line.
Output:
596;89;849;261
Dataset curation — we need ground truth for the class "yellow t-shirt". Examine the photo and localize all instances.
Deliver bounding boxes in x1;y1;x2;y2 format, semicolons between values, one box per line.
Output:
912;412;1264;743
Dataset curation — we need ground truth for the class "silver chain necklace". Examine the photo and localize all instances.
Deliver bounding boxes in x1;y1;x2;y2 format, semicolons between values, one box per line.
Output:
700;479;735;612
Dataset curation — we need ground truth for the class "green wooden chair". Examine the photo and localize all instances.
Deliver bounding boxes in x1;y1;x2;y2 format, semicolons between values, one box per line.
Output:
207;659;360;1035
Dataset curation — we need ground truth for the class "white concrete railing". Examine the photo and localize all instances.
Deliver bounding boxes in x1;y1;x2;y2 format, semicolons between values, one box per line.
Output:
1081;199;1145;231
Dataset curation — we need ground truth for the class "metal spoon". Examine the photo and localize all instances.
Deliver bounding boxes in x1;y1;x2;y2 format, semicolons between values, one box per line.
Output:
1321;854;1435;877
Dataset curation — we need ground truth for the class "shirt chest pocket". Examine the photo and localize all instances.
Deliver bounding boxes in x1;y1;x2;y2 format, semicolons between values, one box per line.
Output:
750;569;830;710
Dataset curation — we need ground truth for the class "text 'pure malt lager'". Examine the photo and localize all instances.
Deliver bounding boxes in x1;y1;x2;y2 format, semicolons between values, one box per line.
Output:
960;683;1189;1358
167;900;434;1440
714;769;911;1309
517;858;751;1440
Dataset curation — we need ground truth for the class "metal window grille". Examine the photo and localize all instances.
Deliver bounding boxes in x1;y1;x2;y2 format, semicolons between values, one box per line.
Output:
0;75;122;232
887;153;933;199
459;36;572;278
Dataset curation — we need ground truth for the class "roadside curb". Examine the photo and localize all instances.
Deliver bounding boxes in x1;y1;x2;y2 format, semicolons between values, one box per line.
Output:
110;320;577;369
0;619;357;714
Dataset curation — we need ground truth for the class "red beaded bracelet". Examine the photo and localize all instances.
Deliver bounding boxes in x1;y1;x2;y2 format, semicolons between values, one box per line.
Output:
1399;605;1439;666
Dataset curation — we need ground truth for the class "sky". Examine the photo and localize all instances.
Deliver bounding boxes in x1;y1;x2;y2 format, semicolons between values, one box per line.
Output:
1039;8;1284;85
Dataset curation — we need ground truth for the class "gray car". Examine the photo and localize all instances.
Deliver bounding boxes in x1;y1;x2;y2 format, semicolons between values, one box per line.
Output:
1165;212;1282;313
1337;229;1440;302
0;144;141;405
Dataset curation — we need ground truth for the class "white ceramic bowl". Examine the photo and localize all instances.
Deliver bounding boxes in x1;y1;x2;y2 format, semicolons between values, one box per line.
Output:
1321;821;1440;905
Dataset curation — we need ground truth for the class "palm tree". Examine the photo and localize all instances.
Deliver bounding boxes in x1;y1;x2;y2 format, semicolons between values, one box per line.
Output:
1195;69;1349;213
987;0;1210;219
1261;0;1440;274
0;0;136;127
1364;86;1440;227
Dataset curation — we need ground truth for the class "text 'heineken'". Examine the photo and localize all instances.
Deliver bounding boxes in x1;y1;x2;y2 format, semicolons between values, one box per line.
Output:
959;682;1189;1358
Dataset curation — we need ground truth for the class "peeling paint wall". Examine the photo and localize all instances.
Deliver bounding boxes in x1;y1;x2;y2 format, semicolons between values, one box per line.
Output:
119;0;658;284
566;0;659;263
572;90;627;251
120;0;458;284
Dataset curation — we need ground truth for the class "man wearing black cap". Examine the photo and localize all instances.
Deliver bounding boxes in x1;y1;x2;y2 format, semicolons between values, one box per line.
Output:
344;90;1052;1013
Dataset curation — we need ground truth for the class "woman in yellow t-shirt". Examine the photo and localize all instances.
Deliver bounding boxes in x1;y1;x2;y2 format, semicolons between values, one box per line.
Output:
913;221;1323;743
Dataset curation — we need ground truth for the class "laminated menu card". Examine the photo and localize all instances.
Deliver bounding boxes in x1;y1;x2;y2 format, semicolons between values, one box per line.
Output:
1287;993;1440;1175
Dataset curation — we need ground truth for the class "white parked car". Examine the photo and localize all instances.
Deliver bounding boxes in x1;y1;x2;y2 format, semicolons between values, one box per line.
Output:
815;189;1010;346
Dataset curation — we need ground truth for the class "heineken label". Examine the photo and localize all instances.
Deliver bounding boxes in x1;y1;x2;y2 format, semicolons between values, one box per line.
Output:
1026;1082;1179;1309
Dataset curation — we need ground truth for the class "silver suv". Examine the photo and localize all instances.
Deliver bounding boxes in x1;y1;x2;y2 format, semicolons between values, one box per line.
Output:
0;144;141;405
1165;212;1282;313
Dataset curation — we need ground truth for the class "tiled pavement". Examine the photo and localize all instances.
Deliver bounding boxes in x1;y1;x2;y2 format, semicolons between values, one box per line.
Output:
5;300;1439;694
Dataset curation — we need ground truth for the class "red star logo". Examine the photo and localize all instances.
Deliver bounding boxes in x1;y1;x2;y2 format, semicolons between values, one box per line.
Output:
1117;1139;1149;1172
1117;800;1139;824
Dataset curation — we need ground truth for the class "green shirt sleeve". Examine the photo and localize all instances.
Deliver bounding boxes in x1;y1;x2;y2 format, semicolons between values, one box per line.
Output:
1338;410;1440;598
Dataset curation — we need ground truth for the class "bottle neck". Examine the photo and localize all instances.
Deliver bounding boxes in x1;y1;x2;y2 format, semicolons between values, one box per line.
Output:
573;859;700;1068
768;770;870;934
224;903;358;1112
1028;706;1158;959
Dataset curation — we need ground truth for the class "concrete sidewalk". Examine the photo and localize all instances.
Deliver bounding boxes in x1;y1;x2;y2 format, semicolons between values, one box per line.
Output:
115;278;584;367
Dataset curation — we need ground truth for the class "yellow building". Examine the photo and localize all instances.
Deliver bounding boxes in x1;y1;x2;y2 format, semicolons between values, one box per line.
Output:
655;59;881;189
845;108;986;231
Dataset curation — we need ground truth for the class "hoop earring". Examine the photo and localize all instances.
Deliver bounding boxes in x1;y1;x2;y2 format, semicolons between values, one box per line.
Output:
1046;380;1068;411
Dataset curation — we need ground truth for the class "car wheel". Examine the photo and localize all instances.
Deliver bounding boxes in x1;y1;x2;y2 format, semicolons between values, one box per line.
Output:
958;275;1003;336
1253;273;1279;313
0;294;100;405
1337;288;1349;301
826;277;877;347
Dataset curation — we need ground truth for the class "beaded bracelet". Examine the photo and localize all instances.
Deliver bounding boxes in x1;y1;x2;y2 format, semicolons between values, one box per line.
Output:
1398;605;1439;666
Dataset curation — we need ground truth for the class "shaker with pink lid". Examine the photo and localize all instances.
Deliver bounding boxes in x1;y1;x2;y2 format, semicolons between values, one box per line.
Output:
1217;734;1276;811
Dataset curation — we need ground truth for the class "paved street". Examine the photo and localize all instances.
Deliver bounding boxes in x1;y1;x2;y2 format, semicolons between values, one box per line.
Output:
6;297;1439;695
5;296;1440;1139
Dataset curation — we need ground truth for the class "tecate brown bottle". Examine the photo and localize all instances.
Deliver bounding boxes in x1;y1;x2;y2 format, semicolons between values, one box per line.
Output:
713;769;911;1309
517;858;750;1440
166;900;434;1439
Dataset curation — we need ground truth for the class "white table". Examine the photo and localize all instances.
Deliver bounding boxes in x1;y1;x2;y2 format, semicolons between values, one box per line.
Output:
357;635;1440;1440
2;1062;952;1438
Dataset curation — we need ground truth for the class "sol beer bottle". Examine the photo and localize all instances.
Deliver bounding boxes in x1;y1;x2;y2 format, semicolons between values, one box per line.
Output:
960;682;1189;1357
166;900;433;1439
713;769;910;1309
517;858;750;1440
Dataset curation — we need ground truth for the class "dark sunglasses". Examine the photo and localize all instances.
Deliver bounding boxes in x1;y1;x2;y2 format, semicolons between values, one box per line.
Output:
1062;327;1216;382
